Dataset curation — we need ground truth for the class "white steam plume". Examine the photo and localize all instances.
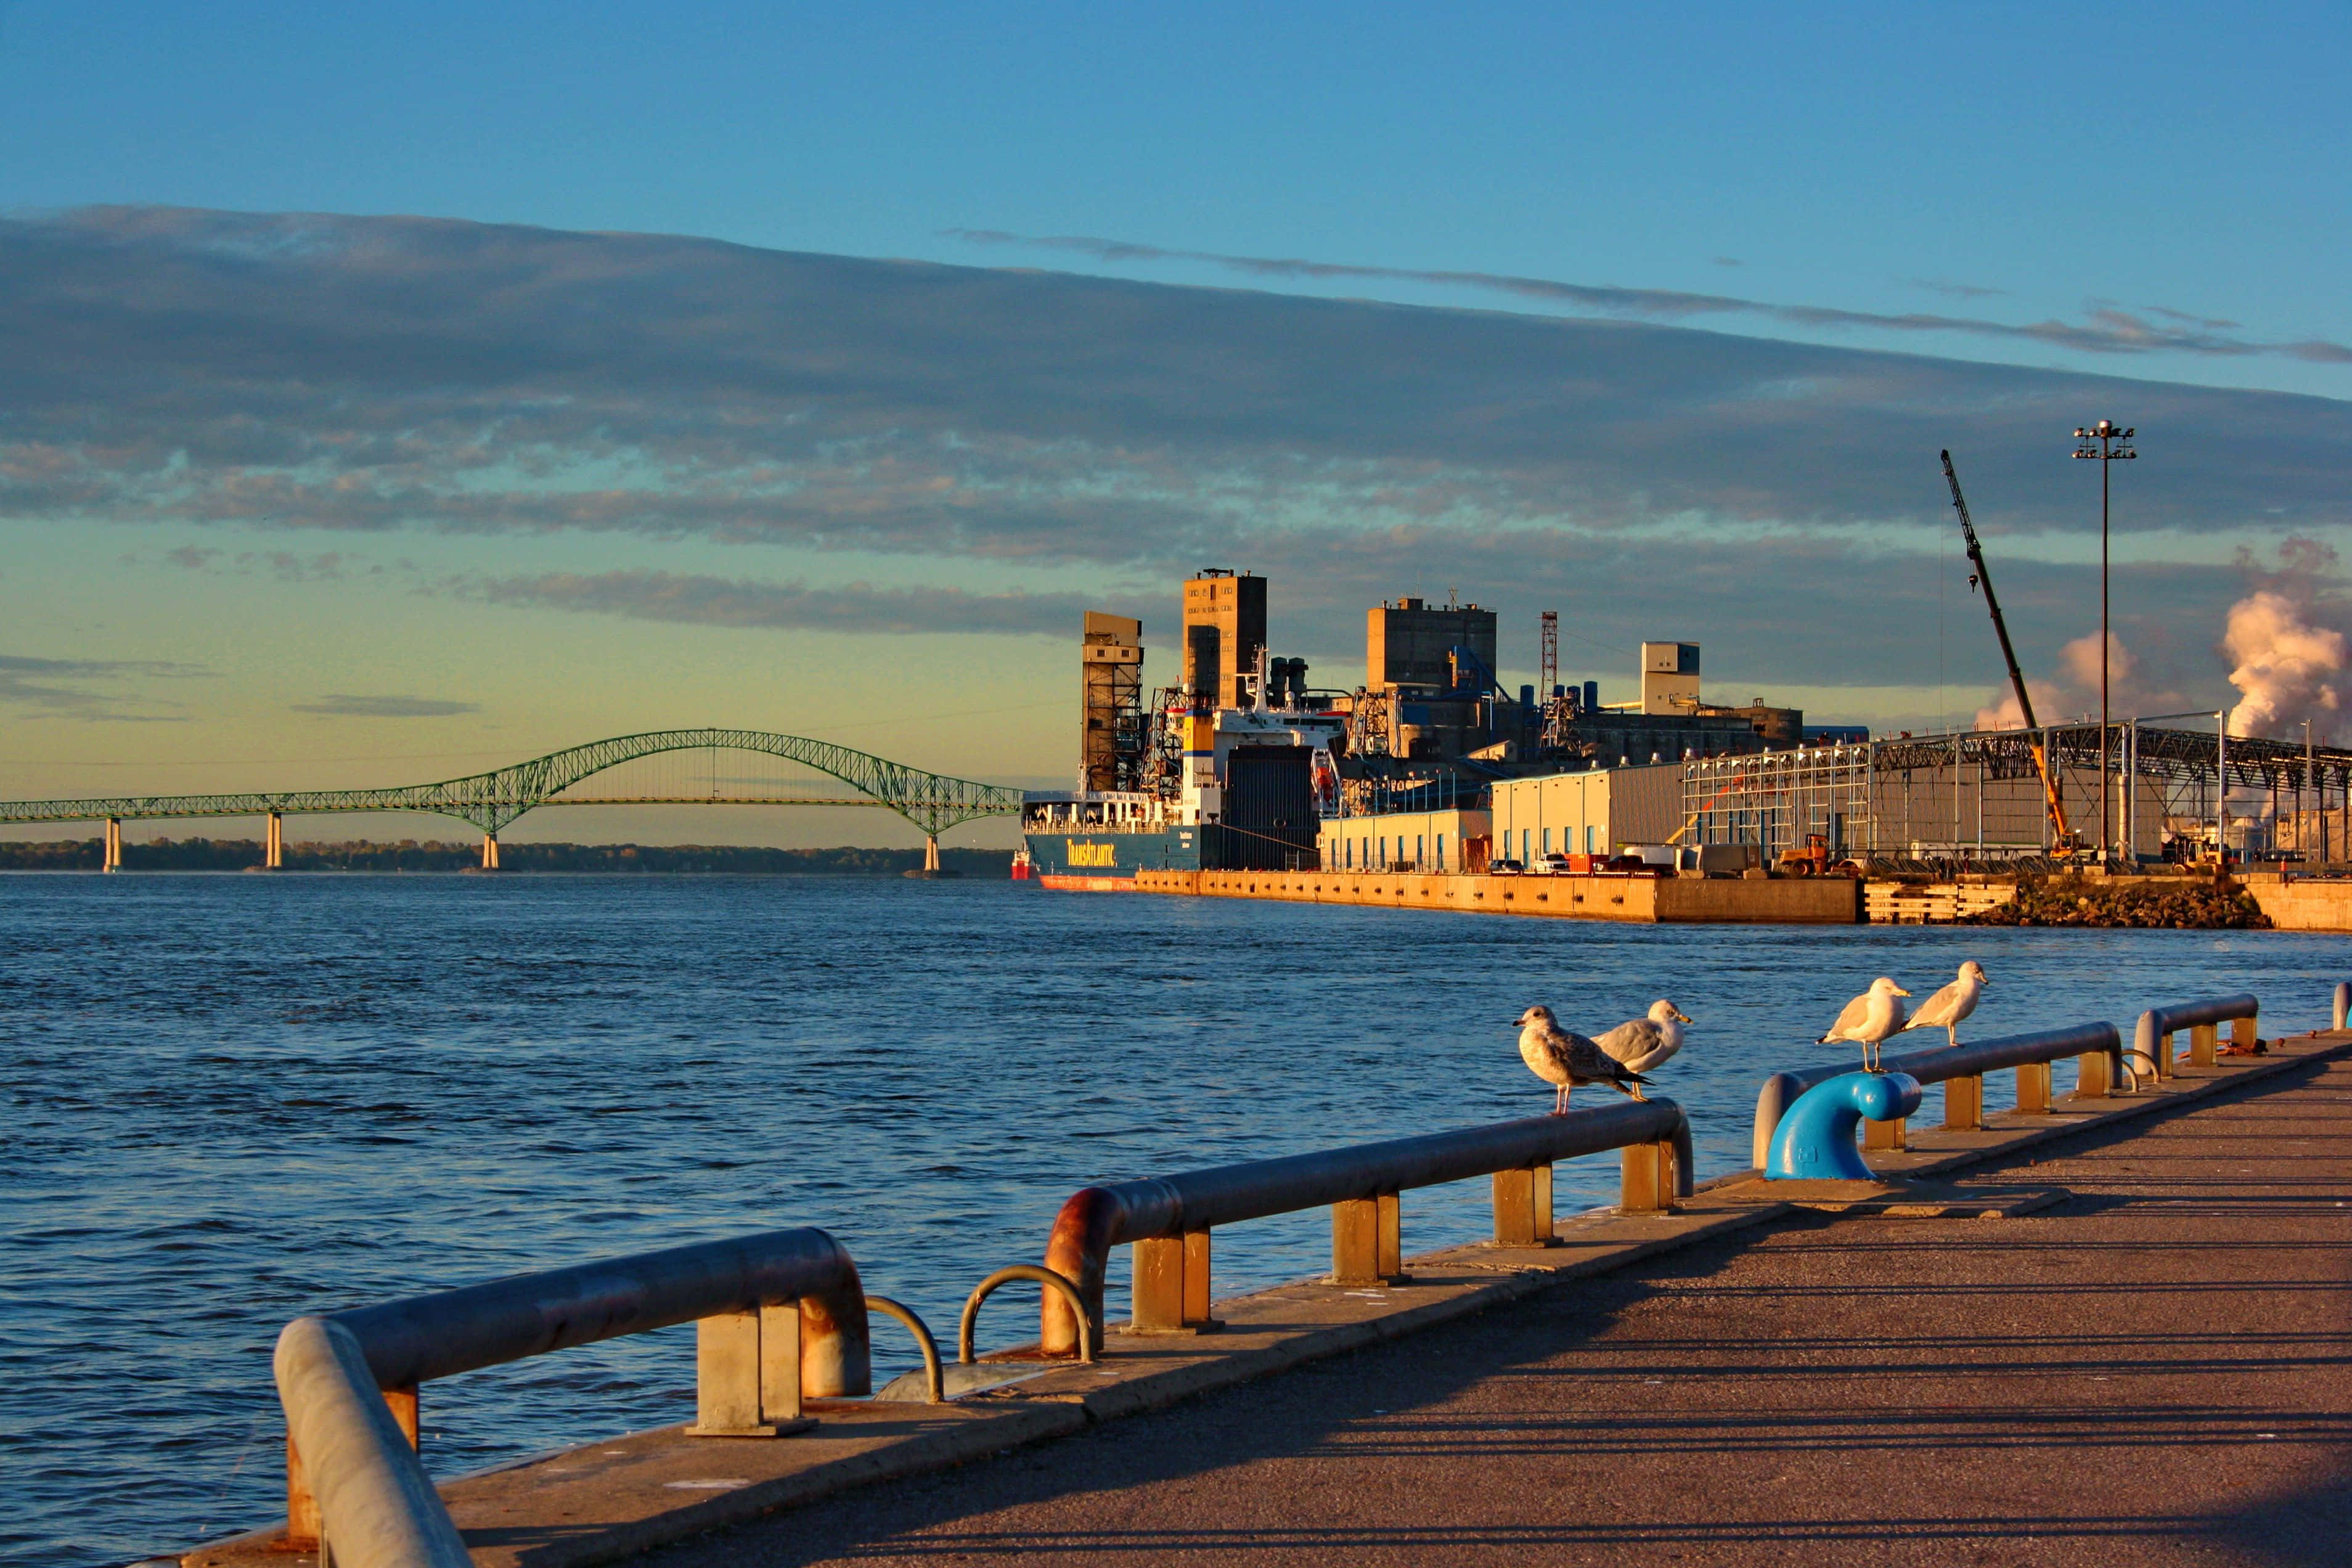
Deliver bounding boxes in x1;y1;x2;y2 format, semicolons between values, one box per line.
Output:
2224;589;2345;739
1974;631;2134;731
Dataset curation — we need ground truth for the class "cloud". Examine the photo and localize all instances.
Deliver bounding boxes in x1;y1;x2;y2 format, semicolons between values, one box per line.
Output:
0;651;205;721
949;228;2352;364
1905;277;2006;301
163;545;359;580
1972;629;2185;732
463;570;1135;637
288;694;481;717
4;205;2351;718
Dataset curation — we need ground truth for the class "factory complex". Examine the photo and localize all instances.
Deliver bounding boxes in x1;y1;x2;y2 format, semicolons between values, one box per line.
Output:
1022;569;1856;891
1020;567;2352;902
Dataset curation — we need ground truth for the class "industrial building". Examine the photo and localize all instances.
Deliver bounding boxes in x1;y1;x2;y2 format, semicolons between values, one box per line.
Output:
1319;806;1490;873
1078;611;1144;792
1058;568;1871;881
1489;764;1683;866
1368;598;1499;691
1058;561;2352;884
1181;569;1267;711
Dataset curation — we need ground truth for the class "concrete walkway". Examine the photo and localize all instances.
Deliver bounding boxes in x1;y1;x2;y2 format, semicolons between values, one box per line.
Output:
647;1055;2352;1567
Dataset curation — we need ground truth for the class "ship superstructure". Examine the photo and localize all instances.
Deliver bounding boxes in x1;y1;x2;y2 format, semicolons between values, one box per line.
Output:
1024;600;1341;888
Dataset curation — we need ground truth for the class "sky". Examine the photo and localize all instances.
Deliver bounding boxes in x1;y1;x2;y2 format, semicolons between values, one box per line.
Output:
2;3;2348;847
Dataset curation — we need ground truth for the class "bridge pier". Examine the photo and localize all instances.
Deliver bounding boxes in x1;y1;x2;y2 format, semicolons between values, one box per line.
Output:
264;812;284;870
924;834;941;873
481;834;500;872
103;817;122;873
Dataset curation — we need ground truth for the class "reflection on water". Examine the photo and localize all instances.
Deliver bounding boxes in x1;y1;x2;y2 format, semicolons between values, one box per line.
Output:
1;872;2340;1566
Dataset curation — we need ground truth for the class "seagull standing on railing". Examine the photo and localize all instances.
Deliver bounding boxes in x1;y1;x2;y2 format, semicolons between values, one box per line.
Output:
1516;1004;1647;1113
1593;1000;1694;1088
1818;978;1911;1072
1904;961;1988;1049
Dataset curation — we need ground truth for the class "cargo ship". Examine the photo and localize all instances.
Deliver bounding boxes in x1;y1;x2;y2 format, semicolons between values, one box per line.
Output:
1023;704;1341;891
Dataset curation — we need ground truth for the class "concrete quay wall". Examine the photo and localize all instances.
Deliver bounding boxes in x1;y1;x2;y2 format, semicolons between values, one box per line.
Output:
2248;877;2352;931
1133;867;1863;924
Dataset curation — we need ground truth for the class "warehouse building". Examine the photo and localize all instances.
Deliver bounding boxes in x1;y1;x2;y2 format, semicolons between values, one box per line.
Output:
1489;764;1683;865
1319;807;1491;872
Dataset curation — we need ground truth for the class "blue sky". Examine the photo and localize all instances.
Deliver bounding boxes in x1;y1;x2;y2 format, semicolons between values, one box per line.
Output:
2;4;2348;845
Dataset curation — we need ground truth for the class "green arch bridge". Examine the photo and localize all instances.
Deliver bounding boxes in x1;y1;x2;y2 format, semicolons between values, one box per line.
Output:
0;729;1026;870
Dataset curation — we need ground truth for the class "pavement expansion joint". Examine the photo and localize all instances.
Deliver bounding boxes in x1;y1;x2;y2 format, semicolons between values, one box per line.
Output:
1721;1177;2068;1217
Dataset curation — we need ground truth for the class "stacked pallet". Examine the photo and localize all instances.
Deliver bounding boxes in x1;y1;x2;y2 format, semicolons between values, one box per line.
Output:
1865;881;2018;925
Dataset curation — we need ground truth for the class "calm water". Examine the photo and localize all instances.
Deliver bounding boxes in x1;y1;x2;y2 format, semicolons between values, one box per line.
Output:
2;872;2345;1567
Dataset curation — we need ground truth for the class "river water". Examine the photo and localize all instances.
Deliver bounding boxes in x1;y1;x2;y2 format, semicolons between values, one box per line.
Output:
2;872;2343;1567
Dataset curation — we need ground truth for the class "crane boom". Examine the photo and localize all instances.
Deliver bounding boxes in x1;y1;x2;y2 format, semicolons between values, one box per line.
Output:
1942;449;2075;854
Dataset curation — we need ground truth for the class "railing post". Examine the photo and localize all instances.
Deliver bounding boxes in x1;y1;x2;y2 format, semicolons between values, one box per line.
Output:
2188;1023;2216;1069
1331;1194;1403;1285
2335;982;2349;1032
687;1301;813;1437
2229;1014;2257;1054
2016;1060;2052;1116
1130;1230;1219;1332
1863;1116;1906;1151
1943;1074;1983;1131
287;1386;417;1549
1491;1165;1556;1247
2073;1046;2114;1099
1619;1140;1676;1214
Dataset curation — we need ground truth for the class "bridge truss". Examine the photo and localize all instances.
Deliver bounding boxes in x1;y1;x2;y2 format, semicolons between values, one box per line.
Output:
0;729;1024;841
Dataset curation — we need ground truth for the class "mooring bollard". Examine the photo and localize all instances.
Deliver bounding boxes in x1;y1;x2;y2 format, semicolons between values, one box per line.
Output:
1753;1024;2121;1167
1766;1072;1924;1180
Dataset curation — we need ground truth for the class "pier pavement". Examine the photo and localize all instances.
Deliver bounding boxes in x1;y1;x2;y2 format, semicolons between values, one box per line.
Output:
647;1052;2352;1567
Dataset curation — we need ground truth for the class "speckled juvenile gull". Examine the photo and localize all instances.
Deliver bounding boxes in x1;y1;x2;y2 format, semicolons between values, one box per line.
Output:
1516;1003;1646;1113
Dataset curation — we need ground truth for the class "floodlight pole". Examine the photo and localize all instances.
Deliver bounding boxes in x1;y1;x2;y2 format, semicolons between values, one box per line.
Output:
2075;419;2136;865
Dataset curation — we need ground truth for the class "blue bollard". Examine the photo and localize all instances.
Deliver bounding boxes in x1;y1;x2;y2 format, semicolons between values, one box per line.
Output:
1765;1071;1924;1180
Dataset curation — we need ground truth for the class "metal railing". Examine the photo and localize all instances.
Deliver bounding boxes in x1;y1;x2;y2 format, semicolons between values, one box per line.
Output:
277;1228;883;1568
2131;993;2260;1080
1751;1023;2123;1168
1033;1102;1693;1356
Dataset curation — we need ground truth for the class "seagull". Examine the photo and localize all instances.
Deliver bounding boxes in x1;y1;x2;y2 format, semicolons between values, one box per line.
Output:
1594;1000;1694;1085
1516;1004;1647;1113
1818;978;1911;1072
1904;960;1988;1050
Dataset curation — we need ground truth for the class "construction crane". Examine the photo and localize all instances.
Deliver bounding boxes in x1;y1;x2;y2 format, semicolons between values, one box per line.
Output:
1941;449;2078;855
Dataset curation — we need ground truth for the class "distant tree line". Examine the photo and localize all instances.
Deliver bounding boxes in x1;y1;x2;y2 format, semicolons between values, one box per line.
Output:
0;838;1016;875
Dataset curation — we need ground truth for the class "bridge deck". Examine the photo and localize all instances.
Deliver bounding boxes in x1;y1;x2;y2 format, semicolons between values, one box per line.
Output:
648;1051;2352;1567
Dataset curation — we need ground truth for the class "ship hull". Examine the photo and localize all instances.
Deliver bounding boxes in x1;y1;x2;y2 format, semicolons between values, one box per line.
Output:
1022;823;1317;888
1024;826;1201;888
